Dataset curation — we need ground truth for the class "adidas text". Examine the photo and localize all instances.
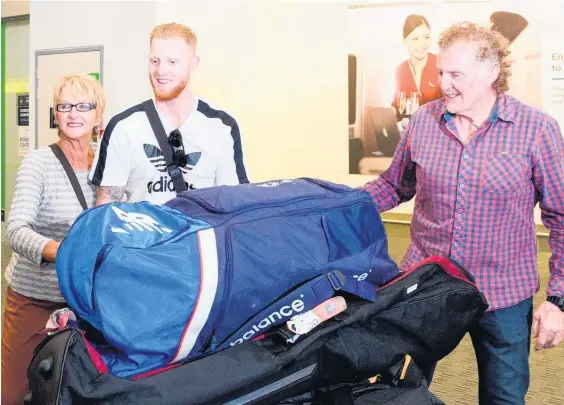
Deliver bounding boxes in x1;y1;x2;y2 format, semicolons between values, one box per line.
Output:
147;176;195;193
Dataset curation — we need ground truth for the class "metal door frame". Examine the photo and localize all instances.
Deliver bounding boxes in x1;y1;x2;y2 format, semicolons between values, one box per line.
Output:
34;45;104;148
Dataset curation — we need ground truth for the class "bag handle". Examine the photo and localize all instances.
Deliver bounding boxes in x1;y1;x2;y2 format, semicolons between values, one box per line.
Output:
142;99;188;194
49;144;88;211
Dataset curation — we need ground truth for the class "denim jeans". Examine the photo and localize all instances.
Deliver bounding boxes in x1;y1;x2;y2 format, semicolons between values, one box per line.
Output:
423;297;534;405
469;297;533;405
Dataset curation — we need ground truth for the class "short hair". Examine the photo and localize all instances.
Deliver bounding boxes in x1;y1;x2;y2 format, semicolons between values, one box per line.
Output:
403;14;430;39
438;21;511;94
150;22;197;49
53;73;106;123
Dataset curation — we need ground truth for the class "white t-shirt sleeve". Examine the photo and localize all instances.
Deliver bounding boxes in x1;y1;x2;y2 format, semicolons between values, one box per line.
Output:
89;121;131;187
215;138;239;186
215;123;249;186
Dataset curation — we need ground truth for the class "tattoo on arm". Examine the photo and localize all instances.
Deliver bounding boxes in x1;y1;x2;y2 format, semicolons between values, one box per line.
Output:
96;186;126;206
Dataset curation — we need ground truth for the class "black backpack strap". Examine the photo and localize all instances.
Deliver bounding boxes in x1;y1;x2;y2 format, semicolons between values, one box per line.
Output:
142;99;187;194
49;144;88;211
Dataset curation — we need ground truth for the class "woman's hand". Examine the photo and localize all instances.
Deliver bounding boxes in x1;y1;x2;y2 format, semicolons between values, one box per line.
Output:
42;240;61;262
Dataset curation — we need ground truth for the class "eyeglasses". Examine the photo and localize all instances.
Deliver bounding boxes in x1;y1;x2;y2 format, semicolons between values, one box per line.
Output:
168;129;187;167
56;103;97;113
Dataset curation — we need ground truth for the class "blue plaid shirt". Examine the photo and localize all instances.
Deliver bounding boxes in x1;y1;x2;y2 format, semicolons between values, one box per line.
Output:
362;94;564;310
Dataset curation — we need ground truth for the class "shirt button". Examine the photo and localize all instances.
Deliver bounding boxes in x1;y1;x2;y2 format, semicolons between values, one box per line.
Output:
457;214;462;218
454;242;459;247
463;154;469;159
459;183;464;189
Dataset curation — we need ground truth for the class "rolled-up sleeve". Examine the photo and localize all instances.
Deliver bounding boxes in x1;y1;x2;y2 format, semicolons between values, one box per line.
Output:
6;153;51;265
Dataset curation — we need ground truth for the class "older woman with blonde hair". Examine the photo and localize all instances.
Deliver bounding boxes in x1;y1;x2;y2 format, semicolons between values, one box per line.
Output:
1;73;106;405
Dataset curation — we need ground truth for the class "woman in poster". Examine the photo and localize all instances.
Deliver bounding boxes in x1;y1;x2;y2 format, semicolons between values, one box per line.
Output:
392;14;443;114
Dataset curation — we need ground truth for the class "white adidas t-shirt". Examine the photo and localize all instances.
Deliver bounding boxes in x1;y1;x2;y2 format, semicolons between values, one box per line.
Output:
90;99;249;205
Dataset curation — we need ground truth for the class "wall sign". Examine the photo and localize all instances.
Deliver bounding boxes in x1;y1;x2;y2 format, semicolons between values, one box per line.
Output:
19;127;30;157
17;93;29;126
17;93;30;156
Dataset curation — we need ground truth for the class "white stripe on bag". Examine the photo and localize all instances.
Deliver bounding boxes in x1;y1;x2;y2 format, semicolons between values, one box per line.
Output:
172;228;219;362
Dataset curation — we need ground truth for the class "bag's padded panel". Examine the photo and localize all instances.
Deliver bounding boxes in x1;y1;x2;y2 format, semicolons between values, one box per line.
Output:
26;330;76;405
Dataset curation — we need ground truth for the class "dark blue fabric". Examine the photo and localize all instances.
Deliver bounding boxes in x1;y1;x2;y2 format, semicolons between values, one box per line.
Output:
57;178;399;378
422;297;534;404
470;297;533;405
219;270;376;350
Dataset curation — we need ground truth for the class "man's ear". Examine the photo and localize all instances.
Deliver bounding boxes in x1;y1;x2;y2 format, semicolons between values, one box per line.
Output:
489;61;501;85
190;56;200;74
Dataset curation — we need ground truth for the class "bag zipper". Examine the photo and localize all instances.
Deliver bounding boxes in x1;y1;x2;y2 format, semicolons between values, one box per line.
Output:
55;330;79;405
301;178;354;194
178;193;334;215
178;178;353;215
204;224;236;352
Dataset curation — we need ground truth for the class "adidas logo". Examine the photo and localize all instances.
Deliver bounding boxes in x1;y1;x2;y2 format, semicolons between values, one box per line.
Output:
144;144;201;173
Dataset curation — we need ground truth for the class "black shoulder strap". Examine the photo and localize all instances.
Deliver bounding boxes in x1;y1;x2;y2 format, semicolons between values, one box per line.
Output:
49;144;88;211
142;99;187;194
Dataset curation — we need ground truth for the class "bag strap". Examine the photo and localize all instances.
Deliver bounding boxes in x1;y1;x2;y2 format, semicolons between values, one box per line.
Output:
49;144;88;211
142;99;188;194
217;271;376;351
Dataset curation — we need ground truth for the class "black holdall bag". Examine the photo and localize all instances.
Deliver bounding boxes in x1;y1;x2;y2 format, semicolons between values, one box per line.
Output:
26;256;488;405
312;355;446;405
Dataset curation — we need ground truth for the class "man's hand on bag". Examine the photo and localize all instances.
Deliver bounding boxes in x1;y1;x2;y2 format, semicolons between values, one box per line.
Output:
532;301;564;351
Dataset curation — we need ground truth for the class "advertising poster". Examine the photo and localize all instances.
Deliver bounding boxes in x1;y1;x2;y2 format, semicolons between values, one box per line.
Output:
542;33;564;126
348;0;548;176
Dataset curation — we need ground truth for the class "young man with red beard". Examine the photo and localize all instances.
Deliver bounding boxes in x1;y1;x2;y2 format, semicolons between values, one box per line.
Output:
91;23;249;205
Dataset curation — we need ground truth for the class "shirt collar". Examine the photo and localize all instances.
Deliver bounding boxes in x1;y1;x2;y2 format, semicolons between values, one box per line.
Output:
438;93;518;124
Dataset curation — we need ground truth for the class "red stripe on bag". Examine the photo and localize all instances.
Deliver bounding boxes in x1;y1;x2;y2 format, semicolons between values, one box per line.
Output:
81;336;109;374
377;256;474;291
417;256;475;286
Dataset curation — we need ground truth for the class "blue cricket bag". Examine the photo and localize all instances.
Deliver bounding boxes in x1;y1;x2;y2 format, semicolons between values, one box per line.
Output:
56;178;399;378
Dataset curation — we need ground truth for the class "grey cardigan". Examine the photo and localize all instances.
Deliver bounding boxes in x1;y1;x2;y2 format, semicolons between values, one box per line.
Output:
5;146;96;302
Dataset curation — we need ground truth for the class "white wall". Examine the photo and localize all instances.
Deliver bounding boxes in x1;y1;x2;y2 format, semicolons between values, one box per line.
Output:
29;0;157;149
156;1;346;180
29;0;563;223
156;0;413;215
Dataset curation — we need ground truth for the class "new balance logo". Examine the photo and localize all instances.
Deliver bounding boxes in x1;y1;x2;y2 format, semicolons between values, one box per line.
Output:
229;298;306;347
353;269;372;282
110;206;173;235
147;175;196;194
144;144;201;173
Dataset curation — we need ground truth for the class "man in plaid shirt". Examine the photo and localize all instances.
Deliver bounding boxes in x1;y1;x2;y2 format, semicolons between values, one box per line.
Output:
362;22;564;405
